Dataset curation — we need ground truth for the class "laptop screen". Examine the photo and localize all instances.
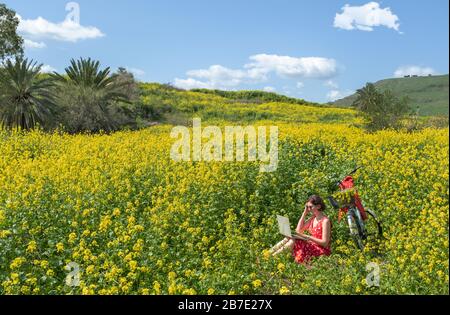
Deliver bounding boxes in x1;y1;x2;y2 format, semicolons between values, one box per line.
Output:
276;215;291;237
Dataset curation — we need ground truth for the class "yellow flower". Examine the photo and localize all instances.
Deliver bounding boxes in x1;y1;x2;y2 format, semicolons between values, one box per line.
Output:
26;241;37;253
343;275;352;286
11;273;20;285
129;260;138;271
203;258;212;269
99;215;112;232
183;288;197;295
132;239;144;252
86;265;95;275
21;285;31;294
113;208;121;217
153;281;161;294
0;210;5;223
168;283;177;295
0;230;12;238
168;271;177;281
10;257;26;270
252;279;262;288
68;233;77;244
56;242;64;253
0;116;447;295
279;286;290;294
207;288;215;295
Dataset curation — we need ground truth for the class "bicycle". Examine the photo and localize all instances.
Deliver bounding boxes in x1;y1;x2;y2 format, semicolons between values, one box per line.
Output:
327;166;383;250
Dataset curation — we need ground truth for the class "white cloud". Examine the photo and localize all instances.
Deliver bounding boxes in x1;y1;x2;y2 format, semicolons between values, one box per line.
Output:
17;14;104;42
126;67;145;78
174;54;339;90
296;82;304;89
174;64;268;90
24;39;46;49
245;54;338;79
326;89;354;101
186;65;254;87
173;78;215;90
334;2;400;32
324;80;338;89
394;65;437;78
40;65;57;73
263;86;276;92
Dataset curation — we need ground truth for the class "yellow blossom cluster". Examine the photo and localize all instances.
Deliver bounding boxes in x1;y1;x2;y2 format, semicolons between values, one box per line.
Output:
0;119;448;295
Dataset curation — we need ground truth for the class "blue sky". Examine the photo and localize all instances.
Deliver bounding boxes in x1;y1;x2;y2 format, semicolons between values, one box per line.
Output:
4;0;449;103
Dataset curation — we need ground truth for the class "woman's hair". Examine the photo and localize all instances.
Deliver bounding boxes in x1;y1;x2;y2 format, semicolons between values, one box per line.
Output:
307;195;326;211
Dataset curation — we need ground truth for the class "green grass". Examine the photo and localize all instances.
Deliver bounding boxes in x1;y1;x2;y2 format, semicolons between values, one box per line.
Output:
138;83;360;125
190;88;317;106
331;74;449;116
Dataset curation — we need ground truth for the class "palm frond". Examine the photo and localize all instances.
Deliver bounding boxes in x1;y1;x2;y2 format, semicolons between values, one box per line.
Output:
0;57;57;130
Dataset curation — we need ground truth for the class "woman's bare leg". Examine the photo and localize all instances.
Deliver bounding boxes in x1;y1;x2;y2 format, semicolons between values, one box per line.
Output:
269;237;289;254
272;238;295;256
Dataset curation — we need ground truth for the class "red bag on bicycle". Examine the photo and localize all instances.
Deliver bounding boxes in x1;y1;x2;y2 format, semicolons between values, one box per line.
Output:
337;176;368;222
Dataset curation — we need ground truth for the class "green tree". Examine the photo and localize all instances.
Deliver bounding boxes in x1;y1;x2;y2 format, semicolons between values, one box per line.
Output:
352;83;412;131
112;67;139;102
53;58;131;133
0;57;57;130
352;83;380;113
0;4;24;61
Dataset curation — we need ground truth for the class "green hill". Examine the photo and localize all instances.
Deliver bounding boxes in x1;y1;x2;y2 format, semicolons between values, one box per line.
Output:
331;74;449;116
190;88;317;106
137;83;359;125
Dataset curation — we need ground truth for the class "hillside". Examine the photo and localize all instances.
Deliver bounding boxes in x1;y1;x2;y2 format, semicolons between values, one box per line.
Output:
190;88;318;106
138;83;360;125
331;75;449;116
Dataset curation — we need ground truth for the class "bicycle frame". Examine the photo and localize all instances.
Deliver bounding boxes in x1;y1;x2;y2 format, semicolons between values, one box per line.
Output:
346;209;357;234
346;206;366;237
330;168;372;231
328;167;383;250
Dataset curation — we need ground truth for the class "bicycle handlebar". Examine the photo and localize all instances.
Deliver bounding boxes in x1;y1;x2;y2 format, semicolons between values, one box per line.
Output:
335;166;363;187
349;166;363;176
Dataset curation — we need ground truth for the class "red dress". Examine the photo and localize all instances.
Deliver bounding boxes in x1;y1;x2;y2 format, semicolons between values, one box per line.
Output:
292;217;331;264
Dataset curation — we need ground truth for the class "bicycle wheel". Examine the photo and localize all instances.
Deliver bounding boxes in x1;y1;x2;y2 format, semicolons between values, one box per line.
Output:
347;210;364;250
364;209;383;240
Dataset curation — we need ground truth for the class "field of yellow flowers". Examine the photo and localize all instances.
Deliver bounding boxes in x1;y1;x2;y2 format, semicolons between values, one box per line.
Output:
0;120;448;294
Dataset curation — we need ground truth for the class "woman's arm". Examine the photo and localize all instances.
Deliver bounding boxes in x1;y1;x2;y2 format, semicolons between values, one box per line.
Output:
295;206;311;233
302;219;331;248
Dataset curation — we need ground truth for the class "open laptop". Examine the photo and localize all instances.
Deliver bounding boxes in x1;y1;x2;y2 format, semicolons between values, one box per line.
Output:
276;215;308;240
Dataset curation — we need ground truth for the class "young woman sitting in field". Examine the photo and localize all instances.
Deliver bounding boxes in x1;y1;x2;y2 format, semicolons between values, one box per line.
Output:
269;195;332;264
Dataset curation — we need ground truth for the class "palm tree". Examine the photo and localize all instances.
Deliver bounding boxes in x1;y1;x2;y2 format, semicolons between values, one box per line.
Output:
352;83;381;113
52;58;130;133
0;57;57;130
352;83;411;131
